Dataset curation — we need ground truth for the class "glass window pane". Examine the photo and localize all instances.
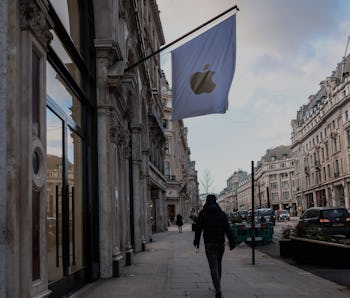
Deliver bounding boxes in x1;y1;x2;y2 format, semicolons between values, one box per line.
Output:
50;30;81;87
47;62;81;126
67;128;83;273
49;0;81;51
46;108;64;282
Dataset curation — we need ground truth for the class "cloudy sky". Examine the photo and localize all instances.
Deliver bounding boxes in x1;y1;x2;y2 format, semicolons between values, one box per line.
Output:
157;0;350;193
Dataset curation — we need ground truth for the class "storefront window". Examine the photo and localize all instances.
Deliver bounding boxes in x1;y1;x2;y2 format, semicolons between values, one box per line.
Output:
46;62;81;126
50;30;81;86
49;0;81;51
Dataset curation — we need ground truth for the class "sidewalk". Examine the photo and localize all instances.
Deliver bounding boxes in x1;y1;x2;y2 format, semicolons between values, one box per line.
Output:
73;224;350;298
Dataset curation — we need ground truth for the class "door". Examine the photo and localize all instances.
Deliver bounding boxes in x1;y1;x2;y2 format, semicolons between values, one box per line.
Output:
46;100;84;289
167;204;175;223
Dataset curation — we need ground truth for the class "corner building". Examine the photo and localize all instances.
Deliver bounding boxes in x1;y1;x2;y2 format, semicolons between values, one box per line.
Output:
291;54;350;212
255;146;296;214
0;0;169;297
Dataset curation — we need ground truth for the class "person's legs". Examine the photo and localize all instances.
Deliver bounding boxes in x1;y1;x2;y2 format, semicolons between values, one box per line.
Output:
205;243;223;295
217;244;225;280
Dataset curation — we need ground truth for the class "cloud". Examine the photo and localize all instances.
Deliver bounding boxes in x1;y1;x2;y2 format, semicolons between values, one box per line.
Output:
158;0;350;191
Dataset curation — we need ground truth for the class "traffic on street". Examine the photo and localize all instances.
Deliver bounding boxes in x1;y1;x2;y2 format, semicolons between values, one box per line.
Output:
253;216;350;288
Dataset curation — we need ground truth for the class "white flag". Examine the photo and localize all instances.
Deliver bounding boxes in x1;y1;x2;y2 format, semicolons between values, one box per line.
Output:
171;15;236;120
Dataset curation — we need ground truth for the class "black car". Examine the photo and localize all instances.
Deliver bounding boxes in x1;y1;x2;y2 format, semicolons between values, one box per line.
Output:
297;207;350;237
238;210;248;221
256;208;276;226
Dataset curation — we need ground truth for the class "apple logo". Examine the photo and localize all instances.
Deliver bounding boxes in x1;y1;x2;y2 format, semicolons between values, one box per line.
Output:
190;64;216;94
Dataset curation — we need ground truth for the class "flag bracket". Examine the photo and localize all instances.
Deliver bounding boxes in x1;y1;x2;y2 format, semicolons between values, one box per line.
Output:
125;5;239;71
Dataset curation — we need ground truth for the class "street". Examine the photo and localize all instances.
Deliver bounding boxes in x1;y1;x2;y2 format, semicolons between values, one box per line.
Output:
255;217;350;288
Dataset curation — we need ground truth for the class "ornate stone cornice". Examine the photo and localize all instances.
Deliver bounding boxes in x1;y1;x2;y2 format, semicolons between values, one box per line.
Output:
20;0;53;48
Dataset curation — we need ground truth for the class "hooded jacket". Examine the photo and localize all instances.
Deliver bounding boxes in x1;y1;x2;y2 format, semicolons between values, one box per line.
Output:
194;200;235;247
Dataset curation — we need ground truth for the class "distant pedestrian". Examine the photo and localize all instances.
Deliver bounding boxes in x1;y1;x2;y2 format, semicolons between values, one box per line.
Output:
193;194;235;298
176;214;184;233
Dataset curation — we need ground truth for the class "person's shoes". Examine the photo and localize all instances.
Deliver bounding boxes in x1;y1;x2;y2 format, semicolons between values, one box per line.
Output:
215;292;222;298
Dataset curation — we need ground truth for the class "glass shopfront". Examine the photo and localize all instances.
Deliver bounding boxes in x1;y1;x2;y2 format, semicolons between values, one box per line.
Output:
46;1;97;296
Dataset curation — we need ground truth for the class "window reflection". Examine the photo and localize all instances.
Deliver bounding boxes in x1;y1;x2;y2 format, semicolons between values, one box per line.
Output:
46;108;64;282
50;30;81;87
67;128;83;273
49;0;80;51
46;62;81;126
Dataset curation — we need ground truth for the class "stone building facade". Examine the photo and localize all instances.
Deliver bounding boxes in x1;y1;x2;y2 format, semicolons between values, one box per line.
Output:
255;146;297;214
161;72;199;224
291;55;350;213
0;0;170;297
217;170;248;213
233;146;296;213
236;175;252;211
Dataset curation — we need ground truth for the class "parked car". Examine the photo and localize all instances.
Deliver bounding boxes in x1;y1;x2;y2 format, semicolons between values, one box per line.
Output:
297;207;350;237
278;210;290;221
255;208;276;226
238;210;248;221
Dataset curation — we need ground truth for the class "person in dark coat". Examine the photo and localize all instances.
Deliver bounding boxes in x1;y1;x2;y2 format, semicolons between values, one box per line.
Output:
176;214;184;233
193;194;235;298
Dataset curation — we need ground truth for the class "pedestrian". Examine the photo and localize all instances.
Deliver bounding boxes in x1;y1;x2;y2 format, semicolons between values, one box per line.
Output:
193;194;235;298
176;214;183;233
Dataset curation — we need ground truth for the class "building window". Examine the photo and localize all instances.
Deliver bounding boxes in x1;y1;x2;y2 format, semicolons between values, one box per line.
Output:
271;192;278;200
321;147;325;161
164;161;170;177
46;0;95;292
271;156;276;161
327;164;331;178
282;191;289;199
270;182;278;190
164;140;169;154
347;129;350;146
345;110;349;122
282;181;289;189
333;137;337;153
335;159;340;176
269;174;277;180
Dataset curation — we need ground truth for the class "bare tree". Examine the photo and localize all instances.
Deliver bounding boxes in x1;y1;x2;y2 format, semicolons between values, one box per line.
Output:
199;169;214;195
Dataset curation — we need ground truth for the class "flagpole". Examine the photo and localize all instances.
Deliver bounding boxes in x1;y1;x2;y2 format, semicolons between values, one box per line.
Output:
125;5;239;71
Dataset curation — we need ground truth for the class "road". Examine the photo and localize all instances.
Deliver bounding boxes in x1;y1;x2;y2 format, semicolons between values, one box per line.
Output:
254;217;350;289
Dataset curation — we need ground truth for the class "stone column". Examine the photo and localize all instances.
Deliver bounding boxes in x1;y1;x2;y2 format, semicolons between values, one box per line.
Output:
111;144;122;277
342;181;349;209
161;191;167;231
130;124;143;252
0;2;8;297
343;181;350;209
141;149;150;247
123;142;133;265
95;52;114;278
97;103;113;278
